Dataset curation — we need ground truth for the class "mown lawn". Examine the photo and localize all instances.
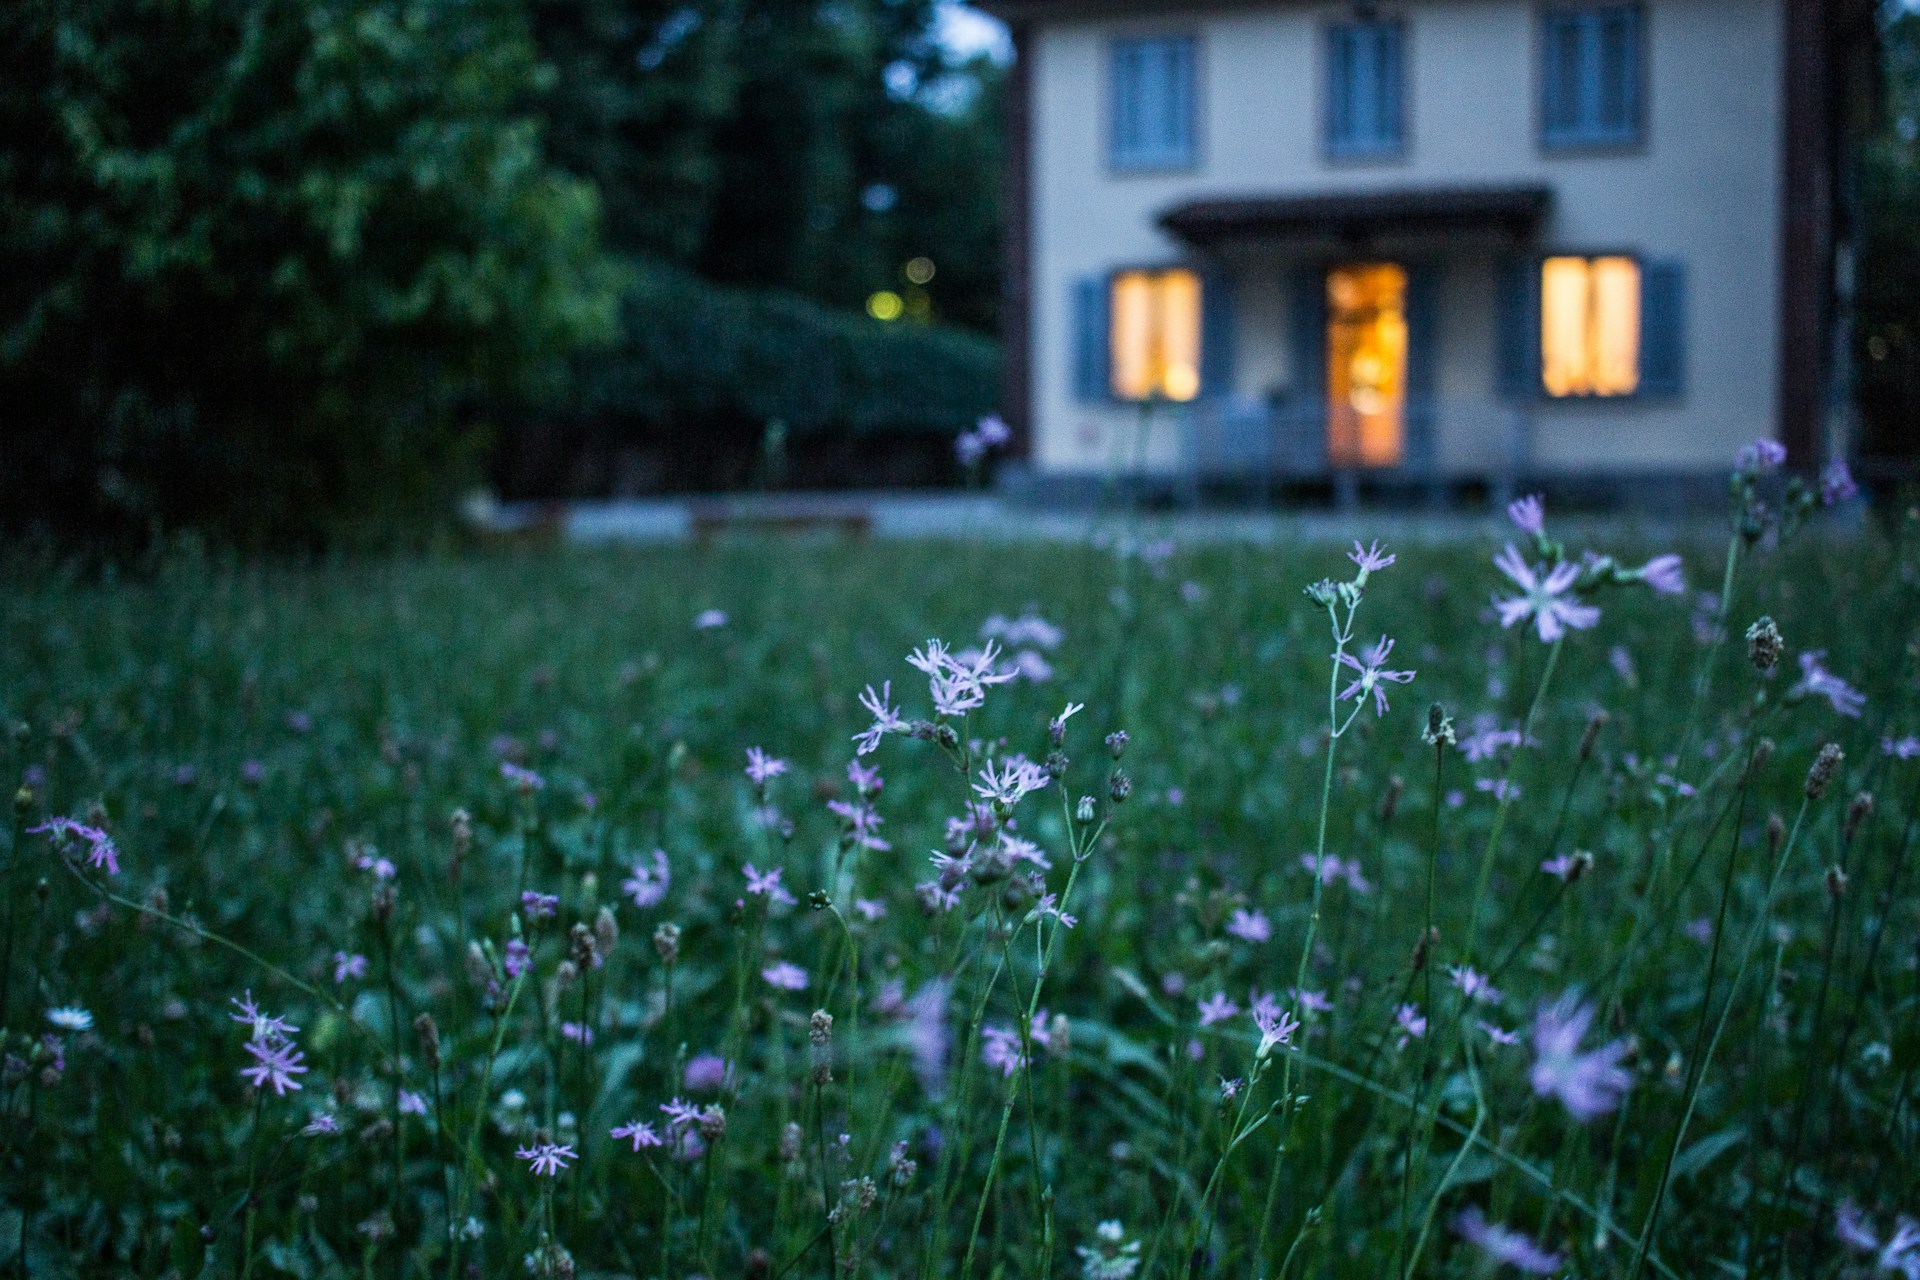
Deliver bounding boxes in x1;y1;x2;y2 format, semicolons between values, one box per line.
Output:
2;502;1916;1278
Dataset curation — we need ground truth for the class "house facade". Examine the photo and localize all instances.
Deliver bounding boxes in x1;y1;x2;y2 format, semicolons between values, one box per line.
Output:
982;0;1871;495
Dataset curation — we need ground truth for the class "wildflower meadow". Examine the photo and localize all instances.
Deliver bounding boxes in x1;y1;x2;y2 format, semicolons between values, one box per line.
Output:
3;453;1917;1279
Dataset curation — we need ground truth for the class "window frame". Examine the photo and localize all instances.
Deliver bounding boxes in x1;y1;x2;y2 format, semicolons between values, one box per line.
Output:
1534;249;1648;402
1107;32;1203;175
1322;16;1409;163
1104;262;1207;403
1536;2;1647;154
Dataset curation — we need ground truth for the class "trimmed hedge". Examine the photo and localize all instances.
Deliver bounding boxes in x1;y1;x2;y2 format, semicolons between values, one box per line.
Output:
574;260;1001;437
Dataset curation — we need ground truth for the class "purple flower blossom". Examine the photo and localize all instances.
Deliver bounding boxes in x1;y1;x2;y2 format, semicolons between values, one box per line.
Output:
1834;1200;1880;1253
500;761;545;791
1507;494;1546;537
975;414;1013;448
1290;988;1333;1015
981;1025;1029;1077
1540;854;1582;881
30;818;120;876
229;991;299;1044
1530;994;1632;1121
622;849;670;908
503;938;531;979
761;961;808;991
743;864;797;907
1336;636;1417;715
1448;965;1501;1004
1451;1207;1563;1274
1884;735;1920;760
853;897;887;921
1821;459;1860;505
241;1037;309;1096
354;851;396;880
1492;545;1601;643
516;1142;575;1176
1032;892;1077;929
685;1054;730;1092
1635;554;1687;595
982;612;1063;650
332;951;368;984
611;1120;664;1152
1196;992;1240;1027
847;758;884;794
854;681;909;755
744;747;788;786
1477;1021;1522;1046
659;1097;702;1131
1225;909;1271;944
907;979;952;1098
1395;1004;1428;1043
1737;438;1788;475
521;891;559;920
1253;1003;1300;1054
973;756;1052;808
1792;650;1866;718
908;638;1018;719
241;759;267;786
1348;539;1396;574
398;1090;428;1115
560;1021;593;1045
693;609;728;630
1298;853;1373;894
1477;778;1521;802
301;1111;340;1137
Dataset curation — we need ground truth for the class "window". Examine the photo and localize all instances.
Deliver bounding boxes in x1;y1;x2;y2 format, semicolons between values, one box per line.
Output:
1110;268;1202;401
1326;21;1405;158
1541;255;1641;397
1111;36;1197;170
1541;5;1643;148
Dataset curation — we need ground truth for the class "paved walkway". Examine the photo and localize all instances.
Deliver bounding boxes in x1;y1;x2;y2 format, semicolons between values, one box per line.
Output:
482;490;1753;546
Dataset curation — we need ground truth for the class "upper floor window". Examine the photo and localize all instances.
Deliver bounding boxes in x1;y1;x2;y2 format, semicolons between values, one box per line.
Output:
1110;35;1197;171
1326;21;1406;159
1540;4;1644;149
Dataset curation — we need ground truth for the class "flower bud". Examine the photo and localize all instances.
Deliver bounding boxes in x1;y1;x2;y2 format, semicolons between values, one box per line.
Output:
1379;775;1404;824
1746;617;1783;673
414;1013;441;1069
809;1009;834;1085
594;906;619;959
1105;730;1129;760
1578;711;1609;763
1109;770;1132;804
1844;791;1875;844
1076;796;1096;824
1806;744;1844;800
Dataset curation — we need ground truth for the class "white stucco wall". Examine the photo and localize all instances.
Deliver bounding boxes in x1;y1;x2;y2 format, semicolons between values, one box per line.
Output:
1026;0;1784;478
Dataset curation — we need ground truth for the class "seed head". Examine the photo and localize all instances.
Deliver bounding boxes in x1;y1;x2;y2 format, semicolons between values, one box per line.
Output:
809;1009;834;1084
652;922;681;964
1076;796;1096;824
697;1103;727;1139
569;922;598;970
1806;743;1844;800
1422;703;1456;748
1826;865;1849;899
1766;813;1787;859
594;906;619;959
1746;617;1783;673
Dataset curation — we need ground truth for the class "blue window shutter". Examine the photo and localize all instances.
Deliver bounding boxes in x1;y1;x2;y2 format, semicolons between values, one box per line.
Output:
1167;38;1196;163
1111;41;1141;166
1201;266;1236;399
1073;276;1111;403
1639;259;1687;397
1495;256;1538;401
1327;28;1353;149
1380;25;1404;150
1405;265;1439;468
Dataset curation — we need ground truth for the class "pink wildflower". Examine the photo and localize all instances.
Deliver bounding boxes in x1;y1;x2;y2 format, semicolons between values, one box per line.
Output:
1196;992;1239;1027
241;1038;309;1096
516;1142;575;1176
30;818;119;876
1492;545;1601;643
1530;994;1632;1120
622;849;671;908
854;681;909;755
744;747;788;786
743;864;797;906
761;961;808;991
332;952;368;984
1336;635;1416;715
1635;554;1687;595
1225;909;1271;944
1507;494;1546;537
611;1120;664;1152
1451;1207;1563;1274
1792;651;1866;718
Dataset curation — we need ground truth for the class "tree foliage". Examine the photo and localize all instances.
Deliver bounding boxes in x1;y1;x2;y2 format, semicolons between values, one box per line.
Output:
0;0;621;549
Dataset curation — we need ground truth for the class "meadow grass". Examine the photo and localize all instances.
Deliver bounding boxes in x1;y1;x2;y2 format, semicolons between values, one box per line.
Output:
1;490;1915;1279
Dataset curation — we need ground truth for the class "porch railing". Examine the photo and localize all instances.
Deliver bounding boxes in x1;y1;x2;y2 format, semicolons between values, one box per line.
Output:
1181;395;1533;493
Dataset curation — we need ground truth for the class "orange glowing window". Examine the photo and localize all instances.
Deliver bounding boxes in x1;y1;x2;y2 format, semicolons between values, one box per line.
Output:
1541;255;1641;397
1110;268;1202;402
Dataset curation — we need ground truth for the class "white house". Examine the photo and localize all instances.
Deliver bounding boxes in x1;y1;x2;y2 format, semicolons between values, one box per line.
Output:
980;0;1872;498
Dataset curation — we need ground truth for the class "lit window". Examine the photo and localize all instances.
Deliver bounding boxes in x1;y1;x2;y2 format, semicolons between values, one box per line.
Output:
1541;255;1640;397
1111;268;1202;401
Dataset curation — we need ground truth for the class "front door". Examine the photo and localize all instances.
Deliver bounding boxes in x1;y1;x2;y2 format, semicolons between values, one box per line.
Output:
1325;263;1407;468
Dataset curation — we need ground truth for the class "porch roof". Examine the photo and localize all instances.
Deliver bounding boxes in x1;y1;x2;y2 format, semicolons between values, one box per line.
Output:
1157;184;1554;246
